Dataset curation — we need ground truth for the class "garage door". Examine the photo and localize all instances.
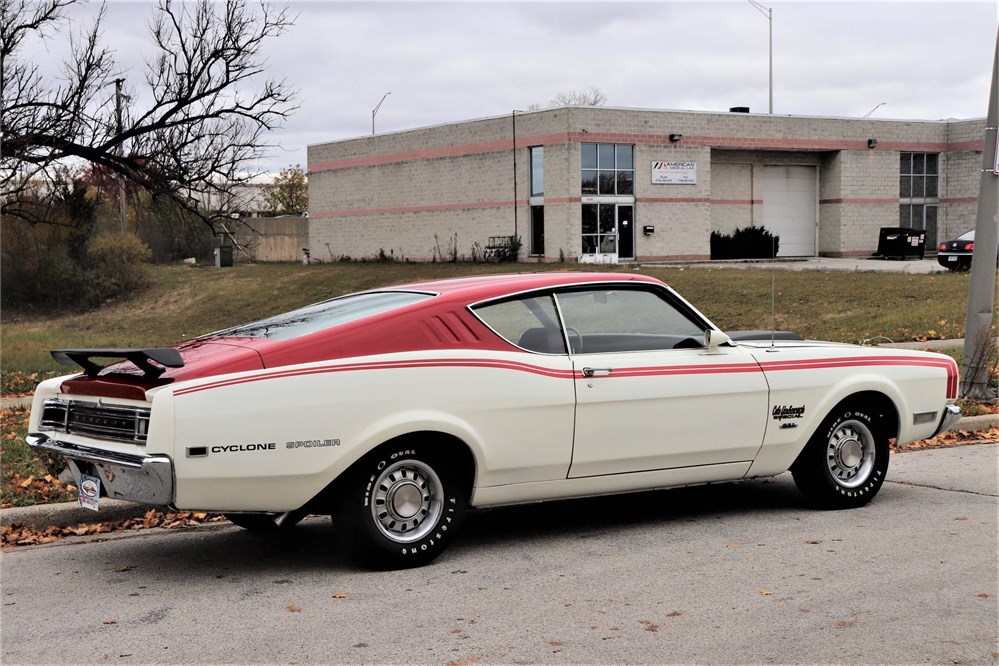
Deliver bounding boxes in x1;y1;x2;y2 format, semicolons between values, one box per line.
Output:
763;166;816;257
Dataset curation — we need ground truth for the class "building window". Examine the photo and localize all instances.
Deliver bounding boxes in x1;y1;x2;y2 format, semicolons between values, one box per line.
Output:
530;147;544;197
900;153;940;248
581;143;634;195
529;205;545;255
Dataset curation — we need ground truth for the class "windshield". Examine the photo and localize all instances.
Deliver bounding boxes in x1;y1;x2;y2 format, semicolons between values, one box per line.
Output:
210;291;433;340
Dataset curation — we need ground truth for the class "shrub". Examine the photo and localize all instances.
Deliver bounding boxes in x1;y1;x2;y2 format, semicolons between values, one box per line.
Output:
710;226;780;260
80;232;152;307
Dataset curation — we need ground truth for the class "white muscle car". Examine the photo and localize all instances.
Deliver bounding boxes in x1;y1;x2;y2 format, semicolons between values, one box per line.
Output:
28;272;961;569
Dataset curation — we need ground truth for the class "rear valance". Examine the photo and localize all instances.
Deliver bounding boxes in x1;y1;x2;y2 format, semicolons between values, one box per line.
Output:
52;348;184;378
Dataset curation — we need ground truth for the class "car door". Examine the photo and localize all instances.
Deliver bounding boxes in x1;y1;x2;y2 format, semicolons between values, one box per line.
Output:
556;286;770;478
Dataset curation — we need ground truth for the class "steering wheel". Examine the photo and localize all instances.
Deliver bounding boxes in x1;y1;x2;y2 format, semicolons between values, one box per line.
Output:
566;327;583;354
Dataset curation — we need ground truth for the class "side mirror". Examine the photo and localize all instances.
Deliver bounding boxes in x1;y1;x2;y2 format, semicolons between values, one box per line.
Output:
703;329;732;354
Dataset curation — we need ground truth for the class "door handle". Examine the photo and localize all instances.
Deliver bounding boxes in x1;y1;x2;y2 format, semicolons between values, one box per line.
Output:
582;367;613;377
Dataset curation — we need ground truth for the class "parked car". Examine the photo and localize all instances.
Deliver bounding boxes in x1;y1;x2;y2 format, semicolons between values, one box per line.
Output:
937;230;976;271
28;273;961;569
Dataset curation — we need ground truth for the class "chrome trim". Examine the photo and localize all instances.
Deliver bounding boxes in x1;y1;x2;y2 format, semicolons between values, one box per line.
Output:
26;433;174;506
932;404;962;437
39;398;151;444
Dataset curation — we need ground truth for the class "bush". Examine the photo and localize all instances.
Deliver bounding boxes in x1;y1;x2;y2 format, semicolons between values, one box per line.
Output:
80;232;152;307
710;226;780;260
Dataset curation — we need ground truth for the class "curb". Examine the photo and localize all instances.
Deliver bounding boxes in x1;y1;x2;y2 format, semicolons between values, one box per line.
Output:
2;415;995;532
2;498;156;531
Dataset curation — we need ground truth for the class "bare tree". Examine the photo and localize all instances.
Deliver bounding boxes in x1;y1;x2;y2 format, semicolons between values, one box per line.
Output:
549;87;608;107
1;0;297;230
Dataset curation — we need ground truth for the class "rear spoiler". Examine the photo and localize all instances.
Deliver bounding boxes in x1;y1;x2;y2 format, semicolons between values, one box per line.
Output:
51;348;184;378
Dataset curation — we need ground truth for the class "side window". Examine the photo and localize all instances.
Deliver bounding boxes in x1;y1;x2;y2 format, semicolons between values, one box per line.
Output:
555;288;705;353
472;295;566;354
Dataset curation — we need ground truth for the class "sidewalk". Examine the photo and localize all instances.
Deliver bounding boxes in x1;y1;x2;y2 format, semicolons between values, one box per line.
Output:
648;256;950;274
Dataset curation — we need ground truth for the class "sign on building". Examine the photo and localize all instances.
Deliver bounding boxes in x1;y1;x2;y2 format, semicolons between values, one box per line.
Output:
652;161;697;185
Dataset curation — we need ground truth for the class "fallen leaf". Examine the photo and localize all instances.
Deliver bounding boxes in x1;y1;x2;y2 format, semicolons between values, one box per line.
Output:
665;610;683;617
758;589;774;596
287;603;301;613
332;592;349;599
836;620;856;628
102;620;117;625
805;539;822;545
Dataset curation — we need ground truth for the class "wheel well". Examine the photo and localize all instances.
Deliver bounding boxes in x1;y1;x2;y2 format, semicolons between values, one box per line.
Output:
383;431;477;501
791;391;899;471
305;431;477;514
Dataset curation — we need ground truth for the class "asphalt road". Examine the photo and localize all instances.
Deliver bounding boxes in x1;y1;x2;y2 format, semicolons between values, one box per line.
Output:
2;444;997;665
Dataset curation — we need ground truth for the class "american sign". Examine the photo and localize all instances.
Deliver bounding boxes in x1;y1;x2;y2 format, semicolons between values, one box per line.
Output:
652;160;697;185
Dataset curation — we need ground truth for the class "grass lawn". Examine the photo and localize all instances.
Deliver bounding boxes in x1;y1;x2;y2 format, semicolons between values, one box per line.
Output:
1;261;985;380
2;261;994;508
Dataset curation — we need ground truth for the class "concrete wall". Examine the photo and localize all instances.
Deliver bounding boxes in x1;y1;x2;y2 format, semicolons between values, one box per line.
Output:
233;217;309;263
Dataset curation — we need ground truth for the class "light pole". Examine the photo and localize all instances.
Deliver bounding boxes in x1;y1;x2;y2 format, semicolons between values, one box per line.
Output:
746;0;773;114
863;102;887;118
372;92;391;135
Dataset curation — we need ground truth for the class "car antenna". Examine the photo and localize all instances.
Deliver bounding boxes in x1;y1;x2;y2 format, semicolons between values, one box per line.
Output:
769;231;778;350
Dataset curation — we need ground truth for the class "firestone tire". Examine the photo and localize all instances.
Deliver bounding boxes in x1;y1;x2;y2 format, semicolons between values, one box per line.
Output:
225;510;307;532
792;406;890;510
335;446;465;570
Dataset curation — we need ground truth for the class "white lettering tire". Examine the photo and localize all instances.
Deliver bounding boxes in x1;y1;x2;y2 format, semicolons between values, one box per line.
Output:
792;406;890;510
335;447;465;570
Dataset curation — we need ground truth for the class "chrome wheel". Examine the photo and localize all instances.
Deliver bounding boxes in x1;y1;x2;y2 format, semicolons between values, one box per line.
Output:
825;419;876;489
370;459;443;544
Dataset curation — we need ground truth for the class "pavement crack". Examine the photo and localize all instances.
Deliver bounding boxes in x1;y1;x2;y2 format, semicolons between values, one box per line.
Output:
886;480;998;497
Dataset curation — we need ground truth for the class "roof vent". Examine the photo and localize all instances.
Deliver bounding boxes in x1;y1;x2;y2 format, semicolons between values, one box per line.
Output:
729;106;750;113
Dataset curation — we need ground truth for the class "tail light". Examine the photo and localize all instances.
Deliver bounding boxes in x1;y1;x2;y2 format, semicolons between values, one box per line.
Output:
938;242;947;251
966;242;975;251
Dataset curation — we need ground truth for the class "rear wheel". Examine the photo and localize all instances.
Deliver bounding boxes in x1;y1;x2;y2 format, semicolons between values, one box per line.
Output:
334;446;465;570
792;406;890;509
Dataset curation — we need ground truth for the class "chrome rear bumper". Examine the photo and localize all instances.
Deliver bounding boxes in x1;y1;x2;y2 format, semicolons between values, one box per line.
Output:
26;433;174;506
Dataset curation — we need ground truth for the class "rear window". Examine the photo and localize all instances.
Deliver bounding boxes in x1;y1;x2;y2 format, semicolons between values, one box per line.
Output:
210;291;433;340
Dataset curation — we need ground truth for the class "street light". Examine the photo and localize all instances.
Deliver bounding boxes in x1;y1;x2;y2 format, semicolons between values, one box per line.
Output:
746;0;773;114
863;102;887;118
372;91;391;135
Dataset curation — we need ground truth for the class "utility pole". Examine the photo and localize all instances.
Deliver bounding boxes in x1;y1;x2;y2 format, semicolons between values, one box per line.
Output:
960;29;999;399
113;78;127;233
512;110;520;238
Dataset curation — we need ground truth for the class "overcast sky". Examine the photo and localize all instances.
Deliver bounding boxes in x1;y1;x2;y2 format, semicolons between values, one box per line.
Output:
29;1;999;174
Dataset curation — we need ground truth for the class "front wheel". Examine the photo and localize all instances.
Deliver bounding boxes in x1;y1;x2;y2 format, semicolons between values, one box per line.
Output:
792;407;890;509
335;447;465;570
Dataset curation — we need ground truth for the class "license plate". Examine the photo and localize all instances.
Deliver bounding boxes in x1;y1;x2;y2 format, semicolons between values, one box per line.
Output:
947;256;957;262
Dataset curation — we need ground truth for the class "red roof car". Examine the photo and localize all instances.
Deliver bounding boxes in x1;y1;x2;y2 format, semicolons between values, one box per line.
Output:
28;272;960;569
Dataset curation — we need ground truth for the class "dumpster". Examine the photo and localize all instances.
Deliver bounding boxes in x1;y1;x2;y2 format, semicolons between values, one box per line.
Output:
876;227;926;260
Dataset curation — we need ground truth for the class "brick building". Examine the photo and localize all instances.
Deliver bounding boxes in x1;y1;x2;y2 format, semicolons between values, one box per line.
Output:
307;107;985;263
